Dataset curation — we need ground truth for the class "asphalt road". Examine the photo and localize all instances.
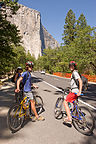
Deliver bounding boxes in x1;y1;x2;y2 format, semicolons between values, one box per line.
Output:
0;73;96;144
33;72;96;108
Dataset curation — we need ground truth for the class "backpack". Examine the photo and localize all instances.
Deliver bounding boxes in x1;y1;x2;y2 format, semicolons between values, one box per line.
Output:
11;74;16;83
11;73;21;83
72;73;88;91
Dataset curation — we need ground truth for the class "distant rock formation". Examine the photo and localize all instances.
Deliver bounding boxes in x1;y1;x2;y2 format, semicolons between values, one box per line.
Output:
7;5;59;59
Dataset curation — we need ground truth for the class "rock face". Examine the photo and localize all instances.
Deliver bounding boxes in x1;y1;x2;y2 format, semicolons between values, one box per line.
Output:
7;5;59;59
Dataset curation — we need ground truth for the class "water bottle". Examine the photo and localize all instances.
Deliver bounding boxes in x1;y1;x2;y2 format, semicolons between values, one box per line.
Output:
68;102;71;108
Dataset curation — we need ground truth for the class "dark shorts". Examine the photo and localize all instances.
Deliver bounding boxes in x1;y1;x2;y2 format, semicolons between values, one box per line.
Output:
65;92;78;103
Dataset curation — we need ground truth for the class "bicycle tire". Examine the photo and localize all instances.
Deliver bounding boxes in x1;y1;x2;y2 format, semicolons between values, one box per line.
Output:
72;106;95;135
31;95;44;115
7;103;24;132
35;95;44;107
54;97;63;120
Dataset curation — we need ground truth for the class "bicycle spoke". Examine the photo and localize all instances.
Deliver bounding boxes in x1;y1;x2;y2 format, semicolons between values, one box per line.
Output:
7;103;24;132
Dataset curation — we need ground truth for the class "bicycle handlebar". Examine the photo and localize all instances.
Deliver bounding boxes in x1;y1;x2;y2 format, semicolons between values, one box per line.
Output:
74;93;84;96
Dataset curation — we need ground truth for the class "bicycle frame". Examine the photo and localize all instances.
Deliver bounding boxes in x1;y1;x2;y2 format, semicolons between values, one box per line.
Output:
14;97;29;118
62;90;85;121
15;94;40;118
71;101;85;121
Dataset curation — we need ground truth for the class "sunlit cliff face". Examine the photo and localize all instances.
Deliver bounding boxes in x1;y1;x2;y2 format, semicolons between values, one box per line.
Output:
7;5;59;59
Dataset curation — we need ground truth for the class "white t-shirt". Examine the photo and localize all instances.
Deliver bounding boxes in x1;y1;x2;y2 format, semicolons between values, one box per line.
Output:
71;70;80;93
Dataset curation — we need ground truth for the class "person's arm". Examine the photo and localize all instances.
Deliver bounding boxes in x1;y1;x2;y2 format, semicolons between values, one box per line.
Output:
15;77;23;93
77;78;82;96
32;83;38;89
14;73;18;82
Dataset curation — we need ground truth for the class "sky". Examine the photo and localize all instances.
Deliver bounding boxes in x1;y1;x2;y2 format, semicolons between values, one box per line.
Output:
18;0;96;44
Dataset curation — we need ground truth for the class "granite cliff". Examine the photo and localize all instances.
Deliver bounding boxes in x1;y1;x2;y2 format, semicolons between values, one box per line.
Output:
7;5;59;59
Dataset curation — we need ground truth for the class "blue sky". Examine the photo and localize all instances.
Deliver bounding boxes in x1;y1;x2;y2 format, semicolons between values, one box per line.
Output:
18;0;96;44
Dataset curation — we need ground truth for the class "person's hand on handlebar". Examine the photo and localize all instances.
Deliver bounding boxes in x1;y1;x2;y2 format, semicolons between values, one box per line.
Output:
77;91;81;96
15;88;20;93
32;84;38;89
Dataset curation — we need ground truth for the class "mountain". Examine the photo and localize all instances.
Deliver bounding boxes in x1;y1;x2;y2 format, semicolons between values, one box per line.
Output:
7;5;59;59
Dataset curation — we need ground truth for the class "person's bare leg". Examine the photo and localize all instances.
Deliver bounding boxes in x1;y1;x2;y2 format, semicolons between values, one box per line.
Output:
64;100;72;120
30;100;38;118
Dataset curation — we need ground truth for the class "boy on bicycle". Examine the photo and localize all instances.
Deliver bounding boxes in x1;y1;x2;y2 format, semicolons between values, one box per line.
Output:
15;61;45;121
64;61;82;124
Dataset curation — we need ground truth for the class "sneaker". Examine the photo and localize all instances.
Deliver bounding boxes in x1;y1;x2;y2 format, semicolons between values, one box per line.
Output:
31;116;45;122
63;117;72;125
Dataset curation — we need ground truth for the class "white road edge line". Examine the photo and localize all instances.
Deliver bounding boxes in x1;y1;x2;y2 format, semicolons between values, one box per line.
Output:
43;81;96;111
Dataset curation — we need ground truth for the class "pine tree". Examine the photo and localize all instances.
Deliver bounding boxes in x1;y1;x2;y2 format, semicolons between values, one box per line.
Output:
77;13;87;30
62;9;76;45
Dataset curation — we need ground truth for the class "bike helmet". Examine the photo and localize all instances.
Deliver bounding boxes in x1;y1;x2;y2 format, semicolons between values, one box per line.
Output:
26;61;34;68
69;61;77;69
17;67;23;70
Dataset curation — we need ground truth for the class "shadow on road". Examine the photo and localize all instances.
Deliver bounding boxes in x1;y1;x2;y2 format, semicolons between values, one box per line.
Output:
0;85;15;139
43;89;52;92
81;84;96;103
0;76;43;140
31;76;43;83
69;129;96;144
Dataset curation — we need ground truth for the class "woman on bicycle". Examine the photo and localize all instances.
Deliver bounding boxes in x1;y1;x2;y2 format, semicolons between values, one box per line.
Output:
63;61;82;124
15;61;45;121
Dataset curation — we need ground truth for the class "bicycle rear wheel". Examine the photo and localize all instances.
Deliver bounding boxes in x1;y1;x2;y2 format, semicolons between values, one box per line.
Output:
72;106;95;135
54;97;64;119
7;103;24;132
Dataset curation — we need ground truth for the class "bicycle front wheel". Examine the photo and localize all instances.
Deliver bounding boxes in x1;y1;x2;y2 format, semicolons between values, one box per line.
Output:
7;103;24;132
72;106;95;135
35;95;44;115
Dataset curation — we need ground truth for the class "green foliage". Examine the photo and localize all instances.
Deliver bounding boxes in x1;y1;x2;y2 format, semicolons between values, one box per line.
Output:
62;9;76;45
26;51;36;70
26;51;35;63
0;0;21;75
76;13;87;30
12;46;26;70
36;10;96;75
0;0;19;14
36;47;69;74
0;14;21;74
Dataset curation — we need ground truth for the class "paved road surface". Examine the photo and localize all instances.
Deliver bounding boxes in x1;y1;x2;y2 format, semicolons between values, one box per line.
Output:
33;72;96;108
0;73;96;144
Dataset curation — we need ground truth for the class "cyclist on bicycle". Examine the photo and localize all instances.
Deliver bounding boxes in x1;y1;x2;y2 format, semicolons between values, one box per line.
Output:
63;61;82;124
14;66;23;102
14;67;23;83
15;61;45;121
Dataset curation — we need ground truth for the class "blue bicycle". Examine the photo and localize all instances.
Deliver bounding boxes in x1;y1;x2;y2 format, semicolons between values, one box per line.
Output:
54;88;95;135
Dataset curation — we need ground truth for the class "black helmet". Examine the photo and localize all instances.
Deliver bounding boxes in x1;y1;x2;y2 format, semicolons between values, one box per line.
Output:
69;61;77;69
26;61;34;67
